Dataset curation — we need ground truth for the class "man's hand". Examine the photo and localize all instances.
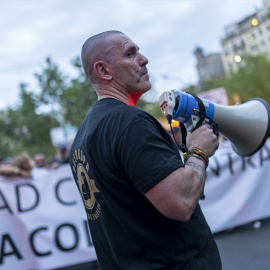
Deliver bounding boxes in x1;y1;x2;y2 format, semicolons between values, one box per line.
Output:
186;124;219;157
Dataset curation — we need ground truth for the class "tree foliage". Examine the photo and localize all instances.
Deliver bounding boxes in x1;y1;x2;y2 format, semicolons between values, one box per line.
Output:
199;55;270;104
0;84;58;159
35;57;98;127
0;56;163;160
4;54;268;160
224;55;270;104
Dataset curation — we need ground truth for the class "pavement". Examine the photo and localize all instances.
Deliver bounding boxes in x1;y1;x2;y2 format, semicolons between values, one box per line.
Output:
214;217;270;270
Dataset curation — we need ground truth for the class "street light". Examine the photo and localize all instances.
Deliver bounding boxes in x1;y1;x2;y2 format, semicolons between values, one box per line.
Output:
251;18;259;26
234;55;241;63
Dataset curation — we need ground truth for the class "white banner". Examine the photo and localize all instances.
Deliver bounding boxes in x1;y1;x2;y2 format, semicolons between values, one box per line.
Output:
1;140;270;269
0;164;97;270
200;138;270;233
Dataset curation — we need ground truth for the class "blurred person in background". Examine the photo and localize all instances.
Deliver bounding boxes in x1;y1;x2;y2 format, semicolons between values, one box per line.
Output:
0;157;13;165
69;31;220;270
0;153;33;179
34;153;47;168
60;142;71;164
32;153;50;178
48;140;73;169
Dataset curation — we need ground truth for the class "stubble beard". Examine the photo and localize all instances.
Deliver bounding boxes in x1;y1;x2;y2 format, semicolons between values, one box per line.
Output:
127;74;152;94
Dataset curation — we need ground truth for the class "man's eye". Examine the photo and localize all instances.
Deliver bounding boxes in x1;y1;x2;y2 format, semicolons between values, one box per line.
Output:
127;51;135;57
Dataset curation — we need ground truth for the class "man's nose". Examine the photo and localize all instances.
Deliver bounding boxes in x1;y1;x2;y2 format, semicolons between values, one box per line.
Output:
138;52;148;66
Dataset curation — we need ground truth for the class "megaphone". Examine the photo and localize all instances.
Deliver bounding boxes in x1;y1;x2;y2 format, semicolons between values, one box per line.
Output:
159;90;270;157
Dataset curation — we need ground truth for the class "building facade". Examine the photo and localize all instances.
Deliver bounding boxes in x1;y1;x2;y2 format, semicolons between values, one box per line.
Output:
221;0;270;74
194;47;225;90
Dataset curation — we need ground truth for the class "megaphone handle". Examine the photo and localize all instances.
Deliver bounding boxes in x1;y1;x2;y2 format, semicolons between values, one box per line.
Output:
193;117;205;131
179;122;188;153
193;115;219;138
212;122;219;137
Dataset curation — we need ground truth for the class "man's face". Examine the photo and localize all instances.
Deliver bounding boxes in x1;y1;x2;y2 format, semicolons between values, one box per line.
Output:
35;156;46;168
107;34;152;94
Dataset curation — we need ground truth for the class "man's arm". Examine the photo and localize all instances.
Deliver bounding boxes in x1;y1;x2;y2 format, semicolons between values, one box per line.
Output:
144;124;219;222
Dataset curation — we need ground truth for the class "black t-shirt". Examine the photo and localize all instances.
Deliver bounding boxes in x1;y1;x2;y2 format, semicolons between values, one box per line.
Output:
70;98;221;270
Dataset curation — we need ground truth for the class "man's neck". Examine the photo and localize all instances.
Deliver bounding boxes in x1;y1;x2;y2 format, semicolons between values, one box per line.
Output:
98;95;138;106
94;84;140;106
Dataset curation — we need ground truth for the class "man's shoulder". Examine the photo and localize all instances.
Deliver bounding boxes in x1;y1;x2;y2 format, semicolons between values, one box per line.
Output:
94;98;149;121
73;98;158;145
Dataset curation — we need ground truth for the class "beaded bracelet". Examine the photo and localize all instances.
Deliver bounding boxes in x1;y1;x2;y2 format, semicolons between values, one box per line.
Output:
188;147;209;159
188;151;209;167
183;147;209;169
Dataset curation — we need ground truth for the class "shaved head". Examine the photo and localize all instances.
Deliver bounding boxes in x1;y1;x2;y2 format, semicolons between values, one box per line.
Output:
80;30;151;105
81;30;123;83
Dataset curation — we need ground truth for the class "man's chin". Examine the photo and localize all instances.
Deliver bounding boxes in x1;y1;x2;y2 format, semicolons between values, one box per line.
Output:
130;80;152;94
143;77;152;89
142;81;152;92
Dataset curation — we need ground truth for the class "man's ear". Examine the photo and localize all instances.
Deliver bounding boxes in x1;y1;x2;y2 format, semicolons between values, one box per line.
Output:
94;61;112;81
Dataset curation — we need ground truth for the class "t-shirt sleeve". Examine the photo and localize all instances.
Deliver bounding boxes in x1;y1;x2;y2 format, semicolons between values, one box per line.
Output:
117;115;184;194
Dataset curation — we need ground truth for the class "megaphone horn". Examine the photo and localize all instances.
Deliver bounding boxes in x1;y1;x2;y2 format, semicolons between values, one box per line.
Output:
159;91;270;157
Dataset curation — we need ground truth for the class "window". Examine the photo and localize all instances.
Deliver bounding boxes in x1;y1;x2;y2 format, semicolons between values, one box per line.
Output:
251;44;258;50
233;44;239;51
247;34;252;41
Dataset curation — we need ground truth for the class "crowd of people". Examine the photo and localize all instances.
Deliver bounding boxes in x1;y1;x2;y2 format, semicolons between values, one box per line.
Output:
0;141;72;179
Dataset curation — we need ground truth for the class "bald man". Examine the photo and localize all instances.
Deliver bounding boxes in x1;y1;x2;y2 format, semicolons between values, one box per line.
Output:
70;31;221;270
